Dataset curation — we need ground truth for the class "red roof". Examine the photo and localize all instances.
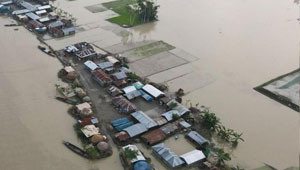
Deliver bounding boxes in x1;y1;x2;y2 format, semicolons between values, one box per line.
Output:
141;129;166;145
92;69;112;83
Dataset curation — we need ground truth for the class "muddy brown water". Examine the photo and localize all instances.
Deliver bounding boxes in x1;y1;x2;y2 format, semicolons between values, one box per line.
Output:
0;0;299;169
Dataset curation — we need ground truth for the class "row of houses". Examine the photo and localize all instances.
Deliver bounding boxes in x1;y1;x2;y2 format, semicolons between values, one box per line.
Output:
1;0;75;37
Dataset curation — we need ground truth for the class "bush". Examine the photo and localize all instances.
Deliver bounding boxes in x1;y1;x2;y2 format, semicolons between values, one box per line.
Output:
84;145;100;159
172;113;180;120
127;72;139;80
73;123;89;145
168;102;178;109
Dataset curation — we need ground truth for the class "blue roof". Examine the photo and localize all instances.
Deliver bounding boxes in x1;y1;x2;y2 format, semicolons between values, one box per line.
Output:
134;161;151;170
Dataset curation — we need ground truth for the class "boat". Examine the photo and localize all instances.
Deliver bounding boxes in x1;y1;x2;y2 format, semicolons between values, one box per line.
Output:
62;141;90;159
38;45;54;57
55;96;77;105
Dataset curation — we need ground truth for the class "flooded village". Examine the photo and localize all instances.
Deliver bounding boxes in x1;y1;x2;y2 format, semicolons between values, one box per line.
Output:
0;0;299;170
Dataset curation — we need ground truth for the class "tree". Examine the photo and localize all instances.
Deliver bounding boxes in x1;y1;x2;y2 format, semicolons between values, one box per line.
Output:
230;132;244;147
124;147;139;160
137;0;159;23
215;147;231;167
201;111;220;132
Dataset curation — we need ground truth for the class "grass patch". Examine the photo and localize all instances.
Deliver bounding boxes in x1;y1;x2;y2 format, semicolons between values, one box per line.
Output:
102;0;142;27
131;41;175;57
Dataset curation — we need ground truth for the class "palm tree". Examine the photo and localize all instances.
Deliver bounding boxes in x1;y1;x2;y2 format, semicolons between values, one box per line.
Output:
230;132;244;147
216;126;233;142
215;147;231;167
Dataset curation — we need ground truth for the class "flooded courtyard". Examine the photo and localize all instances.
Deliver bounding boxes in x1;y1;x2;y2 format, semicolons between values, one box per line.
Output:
0;0;299;169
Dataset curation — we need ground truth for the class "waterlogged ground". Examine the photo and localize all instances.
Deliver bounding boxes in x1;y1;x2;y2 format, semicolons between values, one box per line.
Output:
0;0;299;169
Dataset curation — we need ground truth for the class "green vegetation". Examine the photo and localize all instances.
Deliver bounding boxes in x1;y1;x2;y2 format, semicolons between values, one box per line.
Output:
168;102;178;109
201;110;244;147
131;41;175;57
215;147;231;167
102;0;159;27
84;145;100;159
127;72;140;80
137;0;159;22
74;123;90;145
102;0;142;27
200;111;220;132
172;113;180;120
123;147;139;160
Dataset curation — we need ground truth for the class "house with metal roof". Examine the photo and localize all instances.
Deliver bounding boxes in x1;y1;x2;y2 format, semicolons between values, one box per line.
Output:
107;85;123;97
98;61;113;70
62;27;75;36
92;69;112;87
122;145;146;163
84;60;98;72
76;48;97;60
120;67;131;74
35;10;47;15
160;123;178;136
141;129;166;145
123;123;148;137
180;150;206;165
152;143;184;168
1;1;13;5
25;12;40;20
37;5;51;11
106;56;120;65
186;131;209;147
12;9;30;15
112;95;137;114
142;84;165;99
122;86;141;100
131;111;157;129
162;110;180;121
167;99;190;116
112;71;127;80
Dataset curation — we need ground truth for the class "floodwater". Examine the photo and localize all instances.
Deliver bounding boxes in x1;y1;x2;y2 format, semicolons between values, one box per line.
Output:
0;17;122;170
128;0;299;169
0;0;298;169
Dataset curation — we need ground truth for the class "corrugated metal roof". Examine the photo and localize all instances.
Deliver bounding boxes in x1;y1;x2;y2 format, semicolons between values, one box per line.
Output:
179;121;191;128
131;111;158;129
26;12;40;20
112;71;127;80
167;99;190;116
112;96;136;114
123;123;148;137
141;129;166;145
12;9;30;15
187;131;208;145
20;1;37;11
98;61;113;69
162;110;180;121
142;84;164;98
106;56;119;64
92;69;112;83
120;67;131;73
48;20;64;28
180;150;206;165
35;10;47;15
160;123;178;135
84;60;98;71
37;5;51;10
62;27;75;34
1;1;12;5
38;17;50;22
152;143;184;168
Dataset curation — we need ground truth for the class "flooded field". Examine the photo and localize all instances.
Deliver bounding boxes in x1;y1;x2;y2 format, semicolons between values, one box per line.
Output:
0;0;299;169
